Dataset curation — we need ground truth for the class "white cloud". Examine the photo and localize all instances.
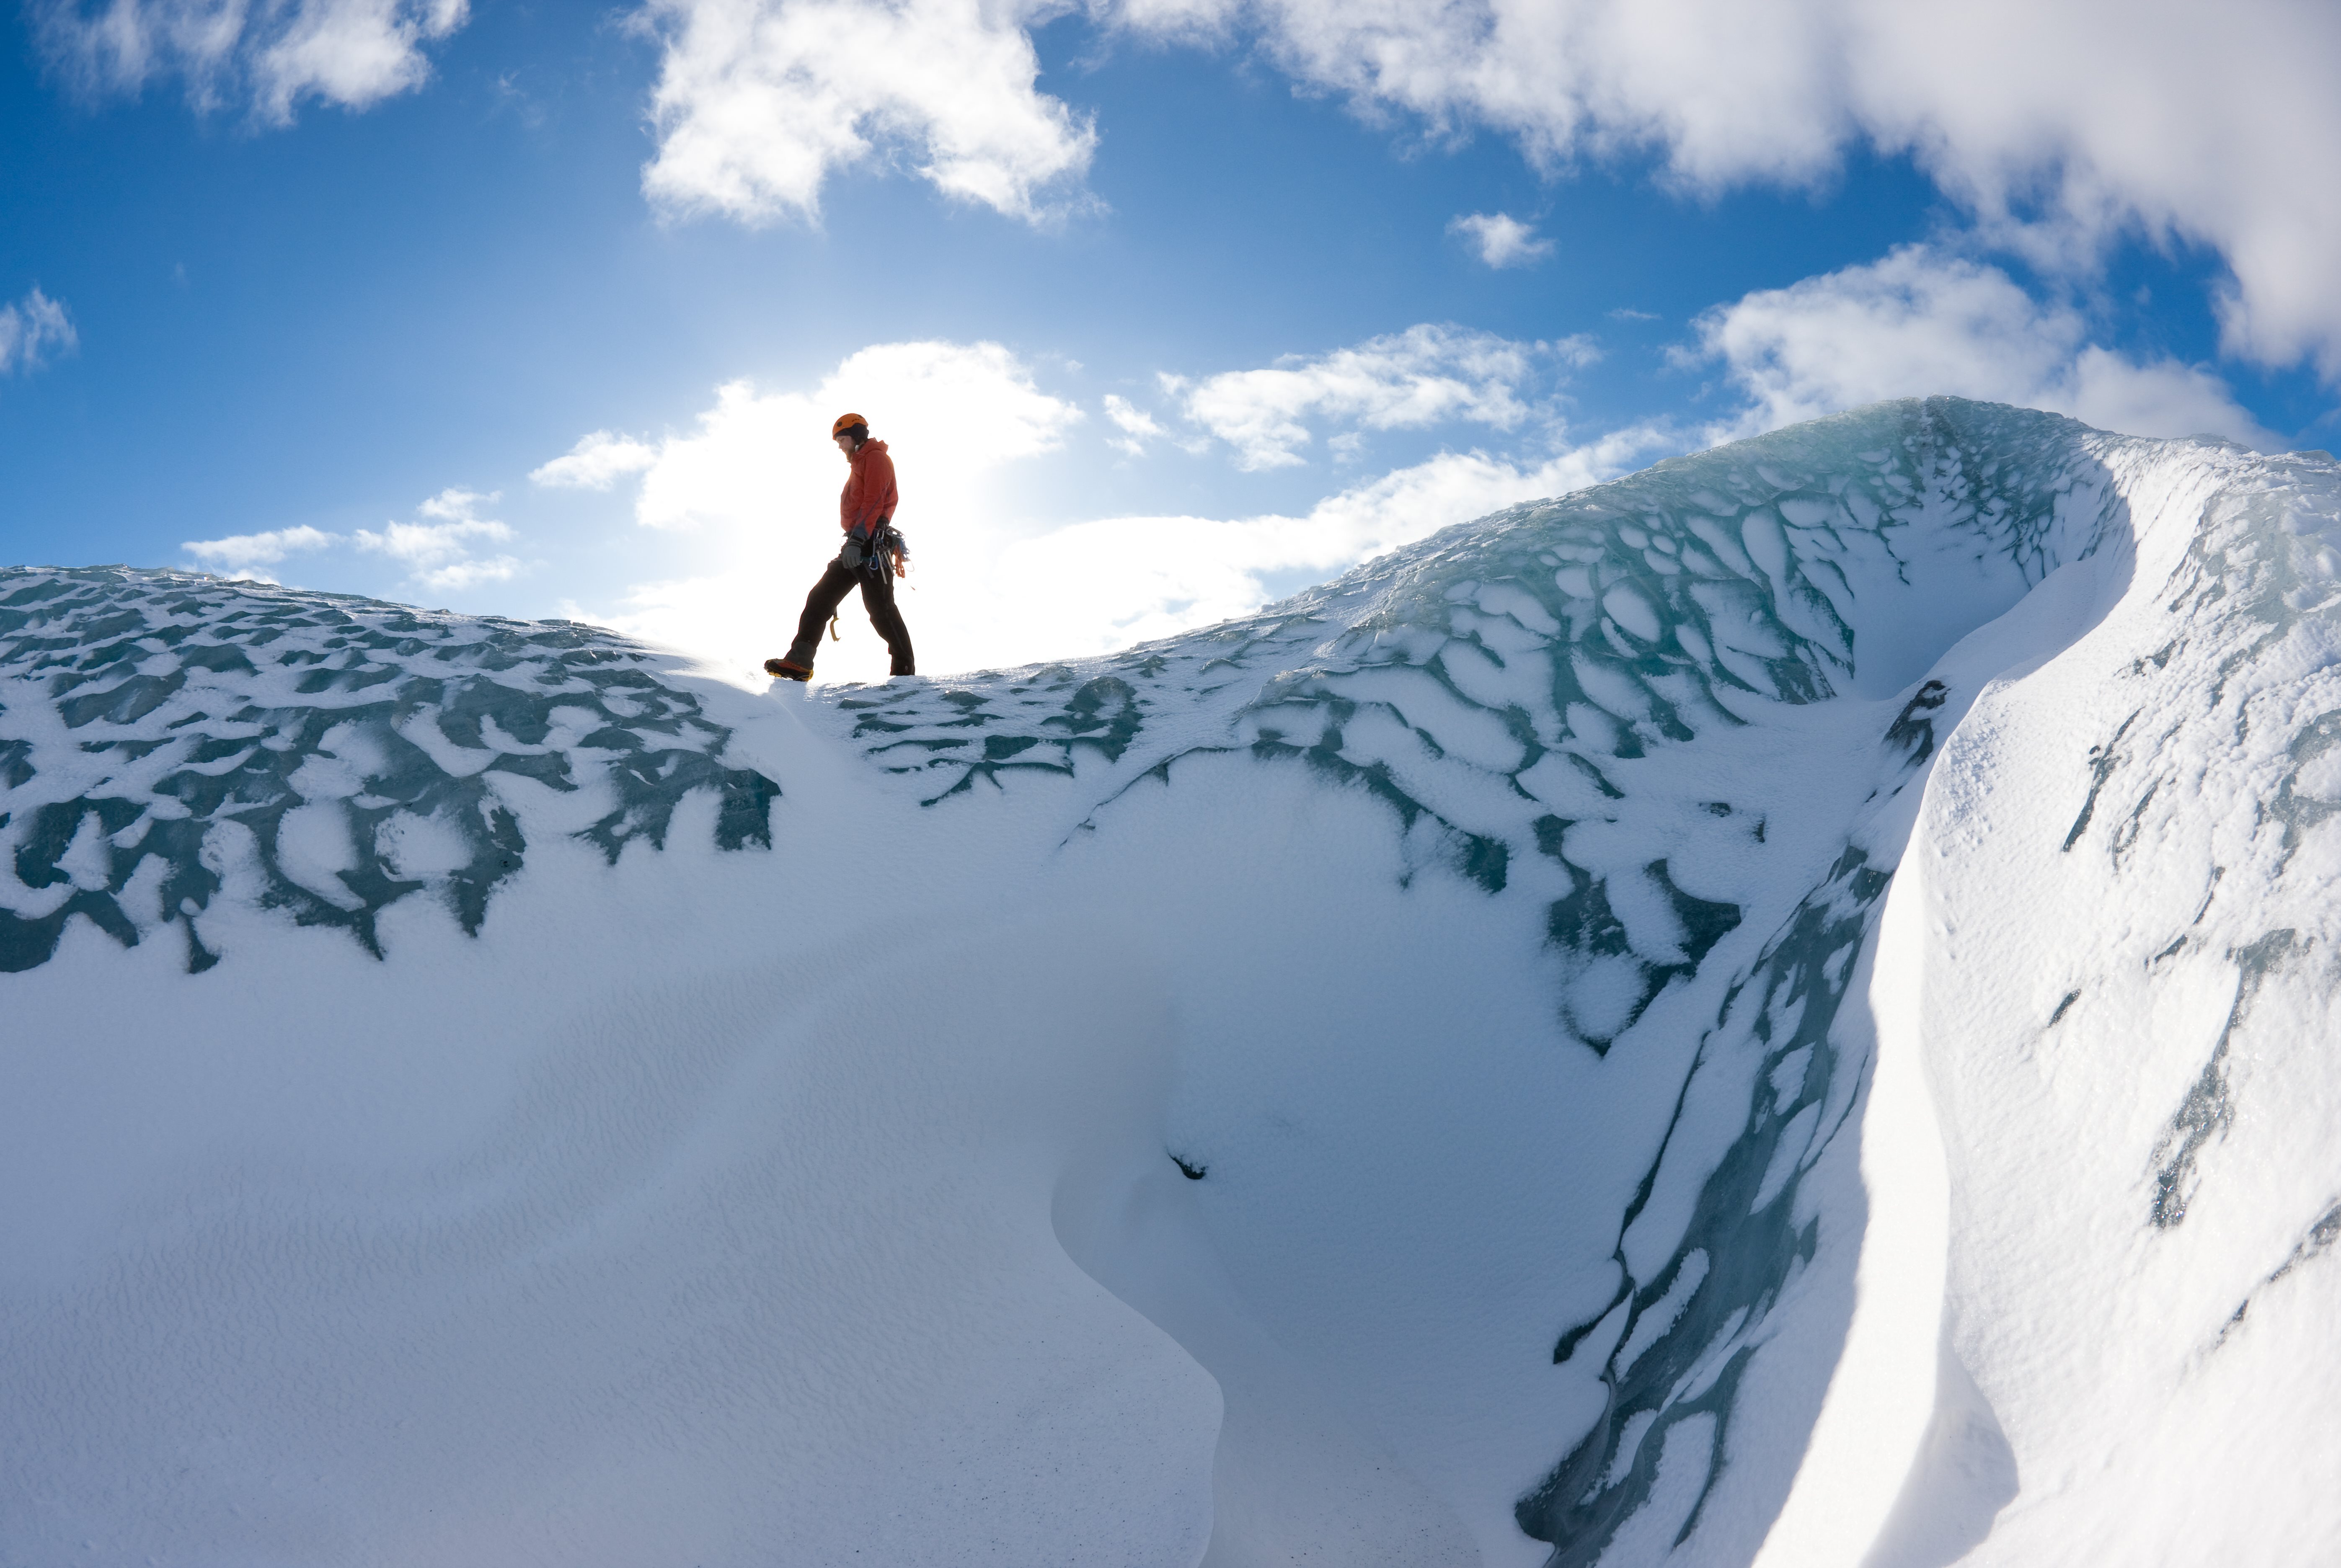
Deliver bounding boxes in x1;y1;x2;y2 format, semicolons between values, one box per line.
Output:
34;0;468;122
0;287;78;375
597;423;1675;681
636;0;1097;226
181;489;525;594
1080;0;2341;382
623;0;2341;376
530;431;661;490
181;524;336;580
535;340;1083;681
352;488;524;591
397;553;523;592
1101;392;1166;455
1449;211;1552;268
1166;323;1596;471
590;340;1079;539
543;334;1672;683
1025;425;1675;654
2055;349;2278;451
1692;245;2280;449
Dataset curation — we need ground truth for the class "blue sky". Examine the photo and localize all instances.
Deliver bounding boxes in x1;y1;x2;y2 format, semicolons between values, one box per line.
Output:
5;0;2337;682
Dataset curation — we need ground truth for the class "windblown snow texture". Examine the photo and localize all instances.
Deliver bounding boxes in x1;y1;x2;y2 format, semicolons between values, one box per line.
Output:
4;399;2338;1567
0;573;779;972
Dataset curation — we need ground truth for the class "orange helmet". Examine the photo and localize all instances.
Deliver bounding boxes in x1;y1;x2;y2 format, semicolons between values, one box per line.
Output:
830;412;868;438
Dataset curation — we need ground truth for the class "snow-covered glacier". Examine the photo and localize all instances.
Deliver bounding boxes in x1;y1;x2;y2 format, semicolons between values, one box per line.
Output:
3;398;2337;1566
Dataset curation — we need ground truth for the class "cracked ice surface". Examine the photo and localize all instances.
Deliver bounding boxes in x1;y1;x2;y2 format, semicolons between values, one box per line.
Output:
3;399;2338;1567
0;570;780;971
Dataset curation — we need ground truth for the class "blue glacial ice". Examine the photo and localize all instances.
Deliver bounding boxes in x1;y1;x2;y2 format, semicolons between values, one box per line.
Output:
3;397;2338;1567
0;577;779;971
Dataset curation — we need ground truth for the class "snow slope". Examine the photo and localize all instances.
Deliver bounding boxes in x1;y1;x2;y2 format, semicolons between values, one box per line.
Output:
3;398;2336;1565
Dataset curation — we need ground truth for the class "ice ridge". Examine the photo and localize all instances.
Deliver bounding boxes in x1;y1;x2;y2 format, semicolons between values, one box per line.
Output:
804;397;2341;1562
6;397;2341;1566
823;396;2131;1561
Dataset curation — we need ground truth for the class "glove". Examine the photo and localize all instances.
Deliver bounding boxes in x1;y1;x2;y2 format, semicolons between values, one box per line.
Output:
836;538;865;570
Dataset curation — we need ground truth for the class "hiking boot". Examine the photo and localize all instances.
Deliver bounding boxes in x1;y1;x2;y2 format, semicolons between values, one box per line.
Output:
764;657;813;681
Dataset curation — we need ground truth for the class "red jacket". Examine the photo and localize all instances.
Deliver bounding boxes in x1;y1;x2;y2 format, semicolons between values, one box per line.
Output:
839;439;897;539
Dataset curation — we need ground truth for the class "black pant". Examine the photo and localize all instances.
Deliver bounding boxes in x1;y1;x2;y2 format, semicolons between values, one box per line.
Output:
787;558;915;676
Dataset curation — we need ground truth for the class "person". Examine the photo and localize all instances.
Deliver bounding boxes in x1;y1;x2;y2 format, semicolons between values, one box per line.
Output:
765;413;915;681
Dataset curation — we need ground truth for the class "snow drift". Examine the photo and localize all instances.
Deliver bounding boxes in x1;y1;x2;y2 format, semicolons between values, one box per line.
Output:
3;398;2337;1566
